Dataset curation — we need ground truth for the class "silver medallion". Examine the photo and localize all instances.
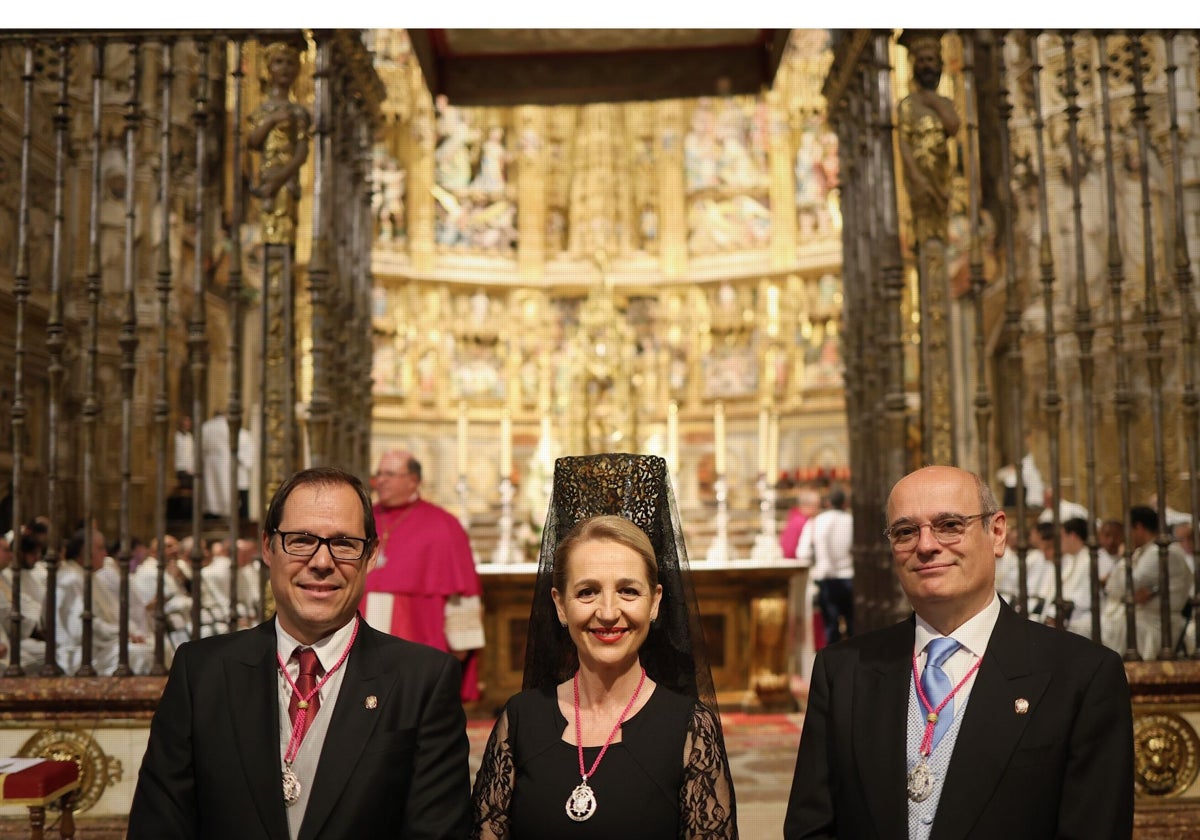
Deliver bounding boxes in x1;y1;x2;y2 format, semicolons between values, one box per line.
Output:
565;780;597;821
906;758;933;803
282;765;302;806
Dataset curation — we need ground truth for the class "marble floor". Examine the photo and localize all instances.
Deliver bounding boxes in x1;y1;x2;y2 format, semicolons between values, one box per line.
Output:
466;711;804;840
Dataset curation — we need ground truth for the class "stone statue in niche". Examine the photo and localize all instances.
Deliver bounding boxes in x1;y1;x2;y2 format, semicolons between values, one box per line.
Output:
715;97;762;189
897;31;960;246
247;41;311;247
685;100;720;191
434;95;475;190
372;148;406;243
794;122;822;235
470;126;508;195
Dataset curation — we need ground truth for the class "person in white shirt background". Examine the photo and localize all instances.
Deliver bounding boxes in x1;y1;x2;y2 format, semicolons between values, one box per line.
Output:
799;486;855;645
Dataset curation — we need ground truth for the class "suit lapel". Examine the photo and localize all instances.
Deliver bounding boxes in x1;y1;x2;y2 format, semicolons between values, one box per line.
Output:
226;621;292;840
299;624;394;840
855;619;916;838
931;605;1051;840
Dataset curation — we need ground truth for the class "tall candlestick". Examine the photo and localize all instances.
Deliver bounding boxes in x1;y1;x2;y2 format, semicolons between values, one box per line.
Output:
767;410;779;484
667;401;679;474
758;407;769;477
713;401;726;475
457;401;468;476
499;410;512;479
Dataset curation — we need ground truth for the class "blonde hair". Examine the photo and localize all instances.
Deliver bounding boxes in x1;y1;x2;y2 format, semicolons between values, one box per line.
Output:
552;515;657;593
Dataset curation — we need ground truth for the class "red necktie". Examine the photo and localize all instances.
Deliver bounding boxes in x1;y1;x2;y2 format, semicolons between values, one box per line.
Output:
288;647;324;741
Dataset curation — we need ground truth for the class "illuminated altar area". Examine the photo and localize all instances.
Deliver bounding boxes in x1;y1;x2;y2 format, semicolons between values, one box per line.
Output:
361;30;847;707
366;30;846;542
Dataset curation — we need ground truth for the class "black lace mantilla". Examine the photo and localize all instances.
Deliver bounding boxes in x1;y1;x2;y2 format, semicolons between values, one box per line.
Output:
522;453;719;715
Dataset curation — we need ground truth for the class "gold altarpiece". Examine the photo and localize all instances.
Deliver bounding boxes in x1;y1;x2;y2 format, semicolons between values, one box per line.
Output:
365;29;848;526
362;29;848;710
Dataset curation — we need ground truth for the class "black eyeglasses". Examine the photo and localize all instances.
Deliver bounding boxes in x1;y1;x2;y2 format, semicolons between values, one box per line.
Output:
884;512;995;550
274;531;371;562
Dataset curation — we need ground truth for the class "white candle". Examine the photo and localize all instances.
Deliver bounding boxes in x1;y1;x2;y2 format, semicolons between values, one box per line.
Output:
667;401;679;473
499;410;513;479
457;402;468;477
713;401;726;476
758;407;769;477
767;410;779;485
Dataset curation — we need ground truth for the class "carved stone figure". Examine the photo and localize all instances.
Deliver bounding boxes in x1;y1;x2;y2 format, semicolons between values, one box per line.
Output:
434;94;475;190
247;41;311;247
470;125;508;195
897;32;960;245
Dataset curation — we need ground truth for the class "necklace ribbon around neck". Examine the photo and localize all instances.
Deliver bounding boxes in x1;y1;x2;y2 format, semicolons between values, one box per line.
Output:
276;617;359;805
565;667;647;822
906;643;982;803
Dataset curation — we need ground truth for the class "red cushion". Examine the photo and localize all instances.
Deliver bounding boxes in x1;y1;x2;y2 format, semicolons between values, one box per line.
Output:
0;760;79;804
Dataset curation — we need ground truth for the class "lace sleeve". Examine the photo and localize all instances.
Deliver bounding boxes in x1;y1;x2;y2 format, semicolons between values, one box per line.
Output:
678;703;739;840
470;708;515;840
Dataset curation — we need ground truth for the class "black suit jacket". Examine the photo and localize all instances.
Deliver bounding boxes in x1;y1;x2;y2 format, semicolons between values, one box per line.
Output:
128;619;472;840
784;601;1133;839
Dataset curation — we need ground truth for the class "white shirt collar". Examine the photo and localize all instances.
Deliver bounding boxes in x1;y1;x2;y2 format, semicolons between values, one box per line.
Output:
914;592;1001;660
275;614;358;672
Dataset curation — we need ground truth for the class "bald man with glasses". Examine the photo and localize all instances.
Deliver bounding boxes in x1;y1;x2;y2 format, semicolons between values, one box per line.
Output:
362;449;483;702
129;466;472;840
785;465;1132;840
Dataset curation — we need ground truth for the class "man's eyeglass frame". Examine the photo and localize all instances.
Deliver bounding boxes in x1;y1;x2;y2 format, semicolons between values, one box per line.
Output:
273;530;373;563
883;511;996;550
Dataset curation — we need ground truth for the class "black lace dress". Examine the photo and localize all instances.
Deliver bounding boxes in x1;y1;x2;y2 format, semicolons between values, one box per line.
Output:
471;684;738;840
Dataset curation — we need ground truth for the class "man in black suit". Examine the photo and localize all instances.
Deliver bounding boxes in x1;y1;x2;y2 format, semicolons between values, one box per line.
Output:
784;465;1133;840
128;466;471;840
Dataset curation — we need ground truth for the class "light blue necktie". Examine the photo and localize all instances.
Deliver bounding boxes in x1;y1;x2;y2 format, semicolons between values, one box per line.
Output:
921;637;961;750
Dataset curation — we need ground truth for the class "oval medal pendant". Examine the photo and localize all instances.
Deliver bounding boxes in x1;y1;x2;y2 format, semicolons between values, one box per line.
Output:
906;758;933;803
282;765;302;806
565;780;597;821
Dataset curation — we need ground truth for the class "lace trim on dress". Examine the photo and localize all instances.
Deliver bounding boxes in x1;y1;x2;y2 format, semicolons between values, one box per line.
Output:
679;703;739;839
470;709;514;840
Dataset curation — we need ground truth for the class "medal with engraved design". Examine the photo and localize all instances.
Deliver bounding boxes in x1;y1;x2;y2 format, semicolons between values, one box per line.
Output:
282;764;302;805
908;647;983;803
566;668;647;823
906;755;934;802
565;780;597;821
276;619;360;807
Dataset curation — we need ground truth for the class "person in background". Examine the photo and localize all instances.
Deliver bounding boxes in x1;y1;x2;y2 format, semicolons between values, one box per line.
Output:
785;465;1132;840
1096;518;1124;586
1036;517;1093;636
362;449;483;702
1102;505;1193;660
780;487;821;560
798;487;854;645
175;415;195;490
1174;522;1195;570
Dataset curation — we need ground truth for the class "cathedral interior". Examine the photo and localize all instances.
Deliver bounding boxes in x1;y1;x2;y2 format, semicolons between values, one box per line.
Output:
0;28;1198;836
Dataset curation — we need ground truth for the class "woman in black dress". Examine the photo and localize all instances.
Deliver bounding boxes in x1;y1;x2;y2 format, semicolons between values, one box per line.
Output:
471;453;737;839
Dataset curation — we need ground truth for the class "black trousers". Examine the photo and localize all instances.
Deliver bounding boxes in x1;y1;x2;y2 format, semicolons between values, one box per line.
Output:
816;577;855;645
